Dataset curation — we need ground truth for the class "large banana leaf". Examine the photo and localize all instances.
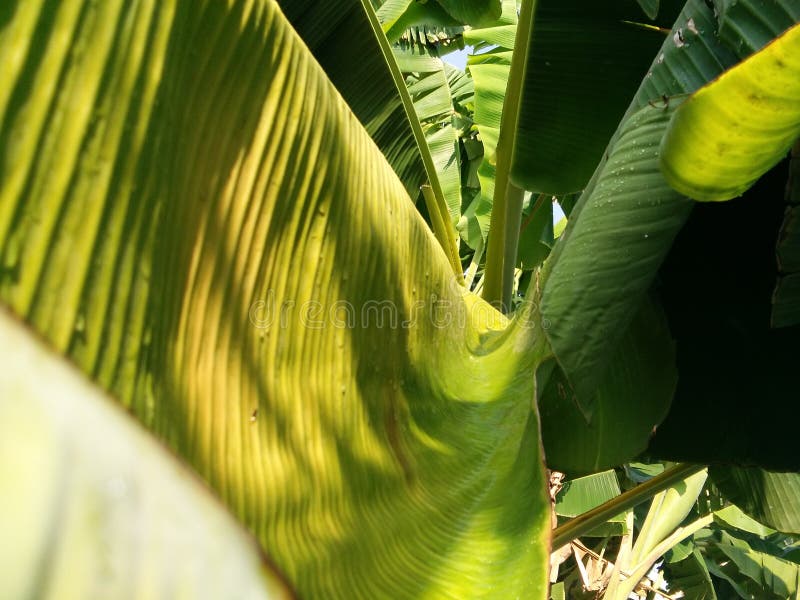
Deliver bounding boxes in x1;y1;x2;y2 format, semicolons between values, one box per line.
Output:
660;22;800;201
0;309;292;599
0;0;552;597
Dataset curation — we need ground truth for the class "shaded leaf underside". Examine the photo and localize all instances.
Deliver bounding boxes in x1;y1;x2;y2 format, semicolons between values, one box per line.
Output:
511;0;683;194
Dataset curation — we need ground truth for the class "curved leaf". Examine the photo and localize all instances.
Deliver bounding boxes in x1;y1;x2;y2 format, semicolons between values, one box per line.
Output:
539;296;676;475
0;0;551;597
637;0;660;20
0;310;292;600
660;23;800;201
539;0;797;410
540;101;692;406
711;467;800;534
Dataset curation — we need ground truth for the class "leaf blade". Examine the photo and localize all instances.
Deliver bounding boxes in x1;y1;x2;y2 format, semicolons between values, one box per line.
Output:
660;23;800;201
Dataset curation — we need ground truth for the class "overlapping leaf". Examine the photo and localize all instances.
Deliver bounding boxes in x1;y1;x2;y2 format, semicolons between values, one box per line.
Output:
664;550;718;600
0;310;292;600
0;0;552;597
660;23;800;201
539;0;797;410
539;291;676;475
711;468;800;534
702;529;800;599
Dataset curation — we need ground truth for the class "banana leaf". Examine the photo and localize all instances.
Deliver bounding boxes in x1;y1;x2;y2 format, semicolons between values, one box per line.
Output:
0;309;292;599
0;0;551;597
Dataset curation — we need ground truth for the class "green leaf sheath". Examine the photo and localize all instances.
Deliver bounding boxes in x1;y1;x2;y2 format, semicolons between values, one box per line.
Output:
0;0;552;597
481;0;535;312
660;23;800;201
0;310;293;600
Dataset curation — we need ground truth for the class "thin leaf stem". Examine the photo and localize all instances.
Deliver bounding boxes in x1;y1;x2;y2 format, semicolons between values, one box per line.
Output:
551;463;706;550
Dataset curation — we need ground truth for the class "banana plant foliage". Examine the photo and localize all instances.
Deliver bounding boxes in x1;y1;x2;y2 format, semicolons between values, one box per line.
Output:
2;0;800;597
0;0;550;597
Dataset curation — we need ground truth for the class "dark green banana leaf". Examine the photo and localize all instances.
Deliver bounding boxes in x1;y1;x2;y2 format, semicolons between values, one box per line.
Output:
510;0;685;194
277;0;429;199
538;0;799;428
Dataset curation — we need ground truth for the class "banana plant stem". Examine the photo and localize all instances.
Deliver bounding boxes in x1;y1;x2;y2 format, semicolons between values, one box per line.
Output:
482;0;536;311
551;463;707;550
